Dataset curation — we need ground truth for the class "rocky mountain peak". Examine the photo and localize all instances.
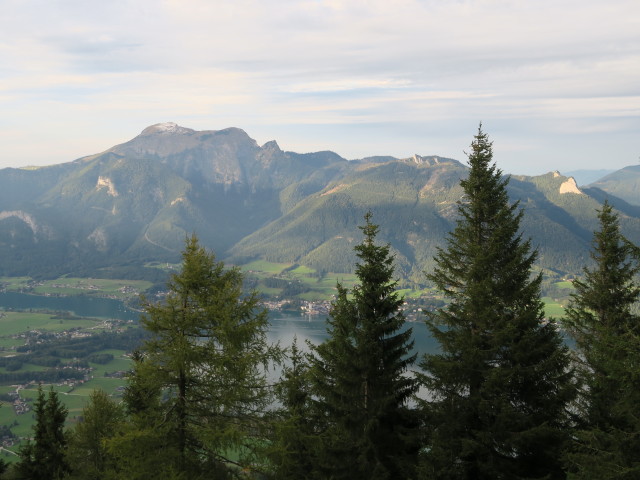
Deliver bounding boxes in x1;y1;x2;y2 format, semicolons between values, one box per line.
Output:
559;177;583;195
406;154;459;167
262;140;282;152
140;122;194;136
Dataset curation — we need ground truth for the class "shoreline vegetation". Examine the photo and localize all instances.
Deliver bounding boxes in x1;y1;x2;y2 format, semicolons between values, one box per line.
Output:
0;276;570;461
1;267;573;321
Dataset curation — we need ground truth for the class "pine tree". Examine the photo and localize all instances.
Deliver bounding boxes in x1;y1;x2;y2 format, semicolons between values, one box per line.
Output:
311;213;419;480
564;201;640;479
15;386;69;480
419;126;575;479
118;234;279;477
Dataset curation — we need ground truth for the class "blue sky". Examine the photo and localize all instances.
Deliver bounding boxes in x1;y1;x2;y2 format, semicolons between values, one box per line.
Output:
1;0;638;176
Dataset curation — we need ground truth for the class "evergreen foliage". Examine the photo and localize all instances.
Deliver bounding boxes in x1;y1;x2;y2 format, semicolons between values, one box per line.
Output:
310;213;419;479
114;234;279;477
65;389;124;479
419;126;576;479
15;386;69;480
564;201;640;479
268;338;317;479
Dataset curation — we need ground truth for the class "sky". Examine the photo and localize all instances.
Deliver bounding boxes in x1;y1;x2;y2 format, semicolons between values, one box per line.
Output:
1;0;639;176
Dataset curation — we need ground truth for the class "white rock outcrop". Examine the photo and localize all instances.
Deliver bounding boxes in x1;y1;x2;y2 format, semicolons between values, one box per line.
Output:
559;177;583;195
0;210;39;235
96;176;118;197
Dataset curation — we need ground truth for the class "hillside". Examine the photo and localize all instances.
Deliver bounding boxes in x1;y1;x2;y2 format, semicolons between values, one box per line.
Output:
0;123;637;283
588;165;640;206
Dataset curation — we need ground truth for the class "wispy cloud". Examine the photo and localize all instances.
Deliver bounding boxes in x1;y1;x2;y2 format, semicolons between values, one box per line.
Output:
0;0;638;174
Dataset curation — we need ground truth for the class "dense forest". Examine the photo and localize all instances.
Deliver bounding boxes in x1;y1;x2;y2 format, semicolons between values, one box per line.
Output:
1;128;638;479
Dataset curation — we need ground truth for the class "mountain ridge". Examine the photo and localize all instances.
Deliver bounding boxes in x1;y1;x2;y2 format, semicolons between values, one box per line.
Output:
0;124;637;283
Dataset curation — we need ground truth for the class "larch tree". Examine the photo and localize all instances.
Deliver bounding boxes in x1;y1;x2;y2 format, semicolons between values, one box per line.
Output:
310;213;419;480
65;389;124;480
564;201;640;479
117;234;279;478
419;126;575;479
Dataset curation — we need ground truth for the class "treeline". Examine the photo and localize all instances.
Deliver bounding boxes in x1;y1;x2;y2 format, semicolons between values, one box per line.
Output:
3;129;639;479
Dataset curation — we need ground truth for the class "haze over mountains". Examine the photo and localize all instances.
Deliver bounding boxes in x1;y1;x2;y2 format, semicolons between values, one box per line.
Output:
1;123;639;283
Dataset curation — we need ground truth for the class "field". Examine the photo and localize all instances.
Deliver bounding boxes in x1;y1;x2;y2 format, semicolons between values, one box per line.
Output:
0;312;97;336
0;278;32;292
240;260;358;300
542;298;567;318
0;289;136;461
554;281;575;289
31;278;153;299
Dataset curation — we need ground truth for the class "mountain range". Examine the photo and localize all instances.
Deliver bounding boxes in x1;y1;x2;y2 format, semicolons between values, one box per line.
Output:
1;122;639;285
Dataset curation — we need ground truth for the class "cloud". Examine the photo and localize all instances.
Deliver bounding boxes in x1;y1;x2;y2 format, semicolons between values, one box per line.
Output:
0;0;638;174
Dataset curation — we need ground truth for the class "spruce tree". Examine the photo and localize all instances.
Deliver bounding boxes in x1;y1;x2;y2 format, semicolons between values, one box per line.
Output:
268;338;317;480
564;201;640;479
15;386;69;480
419;126;575;479
311;213;419;480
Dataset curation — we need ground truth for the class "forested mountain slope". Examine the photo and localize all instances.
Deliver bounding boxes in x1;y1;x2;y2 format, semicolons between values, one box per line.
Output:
0;123;637;281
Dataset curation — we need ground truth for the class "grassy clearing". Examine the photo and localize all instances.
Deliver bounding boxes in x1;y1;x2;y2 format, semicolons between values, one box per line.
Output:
237;260;361;301
89;353;131;377
239;260;290;274
0;277;32;291
396;288;434;299
296;291;332;301
258;287;282;296
543;297;566;318
144;261;181;272
0;337;25;350
0;312;96;336
72;377;127;397
288;265;315;275
0;364;48;375
554;281;575;289
32;278;152;299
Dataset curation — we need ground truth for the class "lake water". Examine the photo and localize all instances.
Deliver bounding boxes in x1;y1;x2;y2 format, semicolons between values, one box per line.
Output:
268;311;436;356
0;291;140;321
0;292;436;355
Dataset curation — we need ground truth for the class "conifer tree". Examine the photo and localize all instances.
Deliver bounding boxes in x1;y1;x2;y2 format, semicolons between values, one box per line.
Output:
311;213;419;480
15;386;69;480
66;389;124;479
420;126;575;479
117;234;278;477
268;338;317;479
564;201;640;479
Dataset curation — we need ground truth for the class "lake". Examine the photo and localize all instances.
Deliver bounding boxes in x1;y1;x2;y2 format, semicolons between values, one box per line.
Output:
0;291;140;321
0;292;436;354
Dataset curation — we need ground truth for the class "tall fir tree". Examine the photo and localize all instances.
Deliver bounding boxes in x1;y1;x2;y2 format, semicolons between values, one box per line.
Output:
15;386;69;480
419;126;575;479
310;213;419;480
564;201;640;479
